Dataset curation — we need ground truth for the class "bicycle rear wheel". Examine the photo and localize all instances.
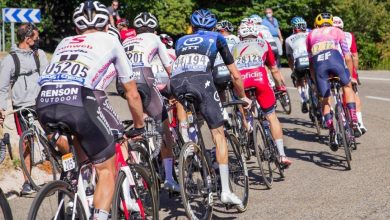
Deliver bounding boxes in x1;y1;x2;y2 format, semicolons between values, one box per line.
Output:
19;130;59;191
226;132;249;212
278;90;292;115
0;188;12;220
112;165;158;220
27;180;87;220
308;90;321;135
252;121;273;189
336;105;352;170
179;142;213;220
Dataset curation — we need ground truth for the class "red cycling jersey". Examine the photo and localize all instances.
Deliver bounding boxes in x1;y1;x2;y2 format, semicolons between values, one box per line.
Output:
120;28;136;41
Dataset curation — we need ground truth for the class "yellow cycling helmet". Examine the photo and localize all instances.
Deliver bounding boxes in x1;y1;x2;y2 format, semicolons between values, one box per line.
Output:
314;13;333;27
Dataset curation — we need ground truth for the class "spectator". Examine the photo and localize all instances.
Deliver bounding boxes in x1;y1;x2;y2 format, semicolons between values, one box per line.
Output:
0;23;48;195
262;8;284;58
107;0;121;27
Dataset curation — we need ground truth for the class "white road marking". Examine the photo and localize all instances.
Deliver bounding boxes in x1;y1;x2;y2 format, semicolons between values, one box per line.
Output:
287;87;297;90
366;96;390;102
359;76;390;81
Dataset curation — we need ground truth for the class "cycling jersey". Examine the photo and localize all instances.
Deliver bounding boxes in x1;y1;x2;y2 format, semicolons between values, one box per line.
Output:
122;33;172;68
108;24;121;42
306;27;351;97
286;32;310;78
39;32;134;90
338;31;358;80
214;34;240;67
257;25;277;52
171;30;234;129
151;48;176;90
120;28;136;42
232;38;276;113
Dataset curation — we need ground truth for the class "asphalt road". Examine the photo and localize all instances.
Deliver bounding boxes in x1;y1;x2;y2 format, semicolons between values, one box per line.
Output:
5;69;390;220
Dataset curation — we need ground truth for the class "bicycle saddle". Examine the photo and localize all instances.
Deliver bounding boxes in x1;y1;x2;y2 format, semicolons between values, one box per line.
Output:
45;122;72;134
328;76;340;83
222;99;248;108
178;92;198;103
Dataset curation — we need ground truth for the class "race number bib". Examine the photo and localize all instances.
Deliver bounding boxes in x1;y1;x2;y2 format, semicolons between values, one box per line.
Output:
172;53;209;76
298;56;309;66
311;41;335;56
126;50;145;67
235;54;263;69
44;61;89;78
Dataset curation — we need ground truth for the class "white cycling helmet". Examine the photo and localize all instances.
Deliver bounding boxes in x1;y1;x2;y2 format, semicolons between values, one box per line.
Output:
133;12;158;29
332;16;344;29
238;23;259;38
73;1;109;31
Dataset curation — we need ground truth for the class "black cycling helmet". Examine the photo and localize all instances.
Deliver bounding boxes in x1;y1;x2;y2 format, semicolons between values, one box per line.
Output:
73;0;109;31
215;20;234;33
133;12;158;29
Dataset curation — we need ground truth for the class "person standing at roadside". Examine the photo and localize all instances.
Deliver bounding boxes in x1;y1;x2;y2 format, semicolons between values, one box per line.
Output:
0;23;48;195
262;8;284;66
108;0;121;27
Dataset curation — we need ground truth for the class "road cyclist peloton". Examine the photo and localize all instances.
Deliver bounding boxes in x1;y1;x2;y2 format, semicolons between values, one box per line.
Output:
332;16;367;135
35;1;145;219
306;12;361;151
121;12;181;192
233;20;292;166
170;9;252;207
285;16;310;113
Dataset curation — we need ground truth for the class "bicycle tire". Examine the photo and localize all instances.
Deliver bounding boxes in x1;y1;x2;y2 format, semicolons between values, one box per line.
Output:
308;90;321;135
279;90;292;115
252;120;273;189
0;188;13;220
27;180;87;220
112;166;158;220
179;142;213;220
226;132;249;212
336;105;352;170
267;135;285;180
19;130;59;191
130;142;160;209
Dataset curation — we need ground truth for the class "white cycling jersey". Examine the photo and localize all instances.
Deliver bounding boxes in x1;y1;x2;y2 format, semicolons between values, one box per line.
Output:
39;31;134;90
122;33;173;68
257;25;275;43
151;48;176;87
214;34;240;67
285;32;309;59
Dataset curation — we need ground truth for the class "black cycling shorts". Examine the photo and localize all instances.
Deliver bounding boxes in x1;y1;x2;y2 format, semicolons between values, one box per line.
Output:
170;72;224;129
36;84;122;164
212;64;231;92
134;67;168;122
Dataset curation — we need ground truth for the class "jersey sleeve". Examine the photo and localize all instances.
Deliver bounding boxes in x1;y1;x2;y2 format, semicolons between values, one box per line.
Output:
113;40;134;84
265;42;276;67
350;33;358;53
157;36;173;67
306;33;313;58
285;38;293;57
216;34;234;65
338;30;351;56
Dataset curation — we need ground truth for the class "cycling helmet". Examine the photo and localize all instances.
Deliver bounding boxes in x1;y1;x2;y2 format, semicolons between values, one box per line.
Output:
215;20;234;32
73;0;109;31
116;18;129;27
314;13;333;27
238;23;258;38
160;33;174;47
249;14;262;24
291;16;307;31
332;16;344;29
133;12;158;29
190;9;217;30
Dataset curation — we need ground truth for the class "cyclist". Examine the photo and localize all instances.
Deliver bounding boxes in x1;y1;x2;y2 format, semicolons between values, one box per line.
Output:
333;16;367;134
307;13;360;151
122;12;180;192
36;1;145;219
285;16;310;113
170;9;251;207
116;18;136;41
233;22;292;166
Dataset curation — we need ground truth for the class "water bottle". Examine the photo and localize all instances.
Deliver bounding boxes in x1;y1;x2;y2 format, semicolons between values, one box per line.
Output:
81;164;94;209
188;126;198;143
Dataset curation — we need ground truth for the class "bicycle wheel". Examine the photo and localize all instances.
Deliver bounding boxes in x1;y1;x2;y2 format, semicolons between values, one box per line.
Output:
336;105;352;170
252;121;273;189
179;142;213;220
308;90;321;135
226;132;249;212
0;188;12;220
112;165;158;220
27;180;87;220
19;130;59;191
129;142;160;208
278;90;292;115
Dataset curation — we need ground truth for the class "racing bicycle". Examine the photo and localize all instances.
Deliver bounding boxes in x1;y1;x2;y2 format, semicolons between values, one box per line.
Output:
0;123;13;220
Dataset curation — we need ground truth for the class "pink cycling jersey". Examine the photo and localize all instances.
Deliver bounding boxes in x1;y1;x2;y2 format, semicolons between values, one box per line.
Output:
306;26;350;58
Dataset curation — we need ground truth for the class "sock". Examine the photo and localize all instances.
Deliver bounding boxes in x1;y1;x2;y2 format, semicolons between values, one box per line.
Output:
346;103;358;123
93;209;109;220
179;121;190;142
298;87;305;103
356;112;364;126
324;113;334;130
275;139;286;157
163;158;174;182
304;84;309;102
219;164;231;194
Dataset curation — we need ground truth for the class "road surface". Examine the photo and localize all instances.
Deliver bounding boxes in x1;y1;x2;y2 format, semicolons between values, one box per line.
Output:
4;69;390;220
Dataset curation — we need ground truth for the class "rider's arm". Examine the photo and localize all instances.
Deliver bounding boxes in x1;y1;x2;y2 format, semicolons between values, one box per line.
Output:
285;40;294;71
339;31;354;77
265;42;284;86
0;55;13;111
157;36;173;75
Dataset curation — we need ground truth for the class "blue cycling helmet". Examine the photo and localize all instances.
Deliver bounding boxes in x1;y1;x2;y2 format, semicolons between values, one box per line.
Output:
291;16;307;31
249;14;261;19
190;9;217;30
